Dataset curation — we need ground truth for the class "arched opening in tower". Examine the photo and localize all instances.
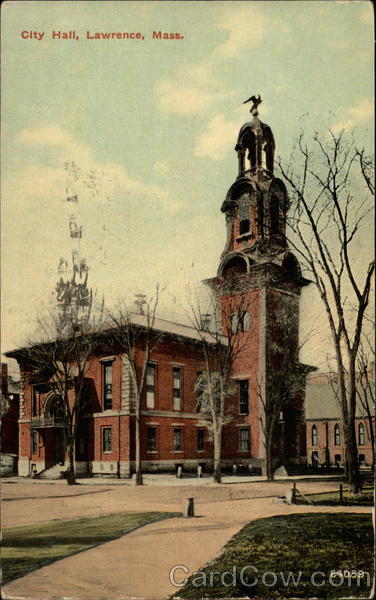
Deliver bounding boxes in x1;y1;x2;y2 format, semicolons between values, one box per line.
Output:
270;195;280;234
282;253;302;281
221;256;247;278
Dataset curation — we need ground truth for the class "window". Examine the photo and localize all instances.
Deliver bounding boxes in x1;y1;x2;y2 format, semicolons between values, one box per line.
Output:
197;429;205;452
239;428;250;452
358;454;365;465
334;454;341;466
311;424;317;446
334;424;340;446
358;423;365;446
196;372;204;413
231;312;251;334
146;364;156;409
270;196;279;234
242;311;251;332
239;205;250;235
230;313;239;333
103;361;113;410
31;387;38;417
173;428;183;452
239;380;249;415
102;427;112;453
147;427;157;452
173;367;182;411
31;431;38;454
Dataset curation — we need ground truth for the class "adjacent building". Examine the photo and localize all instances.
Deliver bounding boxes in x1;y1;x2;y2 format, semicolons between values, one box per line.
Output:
305;372;375;468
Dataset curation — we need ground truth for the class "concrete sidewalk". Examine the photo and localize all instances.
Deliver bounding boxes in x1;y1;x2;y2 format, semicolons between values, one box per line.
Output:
2;486;372;600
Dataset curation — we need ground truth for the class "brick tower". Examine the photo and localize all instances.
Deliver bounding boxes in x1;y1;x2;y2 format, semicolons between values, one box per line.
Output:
205;99;312;475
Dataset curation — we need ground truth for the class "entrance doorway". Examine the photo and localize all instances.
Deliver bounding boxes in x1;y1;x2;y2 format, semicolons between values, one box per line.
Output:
54;429;65;465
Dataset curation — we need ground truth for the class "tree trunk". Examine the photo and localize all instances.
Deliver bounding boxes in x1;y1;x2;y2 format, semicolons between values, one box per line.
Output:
266;435;274;481
332;339;360;490
345;419;361;493
66;437;76;485
213;427;222;483
265;413;278;481
347;359;361;493
134;405;143;485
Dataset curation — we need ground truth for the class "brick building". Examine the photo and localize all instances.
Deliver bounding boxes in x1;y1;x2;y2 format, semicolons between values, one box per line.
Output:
1;363;20;455
1;363;20;474
305;372;375;469
6;107;313;478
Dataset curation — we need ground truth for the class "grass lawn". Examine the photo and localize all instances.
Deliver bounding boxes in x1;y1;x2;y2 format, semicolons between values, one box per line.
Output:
2;511;178;585
296;486;373;506
177;513;374;599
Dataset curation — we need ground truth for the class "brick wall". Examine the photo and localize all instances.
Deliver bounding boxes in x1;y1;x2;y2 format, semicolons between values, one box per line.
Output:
306;418;374;467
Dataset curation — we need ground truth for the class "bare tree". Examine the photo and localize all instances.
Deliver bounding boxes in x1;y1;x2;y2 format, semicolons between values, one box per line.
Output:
190;293;248;483
107;287;161;485
278;129;374;491
17;313;102;484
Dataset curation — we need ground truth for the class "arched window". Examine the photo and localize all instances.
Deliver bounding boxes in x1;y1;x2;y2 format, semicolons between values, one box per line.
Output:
358;423;365;446
311;425;317;446
230;313;239;333
231;311;252;333
242;311;251;332
44;393;63;419
239;205;250;235
283;254;301;281
334;424;340;446
270;196;279;234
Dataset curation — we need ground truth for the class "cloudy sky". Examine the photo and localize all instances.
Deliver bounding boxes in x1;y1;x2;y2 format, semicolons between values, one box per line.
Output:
1;0;374;372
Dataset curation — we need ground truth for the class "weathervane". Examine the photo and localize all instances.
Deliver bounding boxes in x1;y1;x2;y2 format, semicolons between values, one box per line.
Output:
243;94;262;116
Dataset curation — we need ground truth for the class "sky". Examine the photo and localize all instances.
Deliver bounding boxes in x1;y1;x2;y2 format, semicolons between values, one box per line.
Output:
1;0;374;374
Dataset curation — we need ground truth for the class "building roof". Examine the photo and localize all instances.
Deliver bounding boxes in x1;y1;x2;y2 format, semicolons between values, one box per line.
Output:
125;313;219;344
5;313;221;359
305;373;374;420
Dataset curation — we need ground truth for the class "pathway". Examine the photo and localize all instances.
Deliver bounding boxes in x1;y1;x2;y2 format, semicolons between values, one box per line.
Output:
2;479;372;600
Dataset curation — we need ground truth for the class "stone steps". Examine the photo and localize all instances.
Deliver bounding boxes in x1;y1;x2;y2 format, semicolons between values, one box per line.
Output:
37;464;66;479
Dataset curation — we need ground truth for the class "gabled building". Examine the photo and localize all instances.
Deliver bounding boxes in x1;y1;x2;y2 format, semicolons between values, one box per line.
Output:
305;372;375;468
6;104;312;478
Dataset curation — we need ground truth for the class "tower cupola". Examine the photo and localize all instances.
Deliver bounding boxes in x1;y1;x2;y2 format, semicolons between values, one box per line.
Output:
218;96;291;276
235;95;275;180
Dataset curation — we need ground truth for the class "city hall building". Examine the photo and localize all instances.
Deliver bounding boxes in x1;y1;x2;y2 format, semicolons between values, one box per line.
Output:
7;106;313;478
